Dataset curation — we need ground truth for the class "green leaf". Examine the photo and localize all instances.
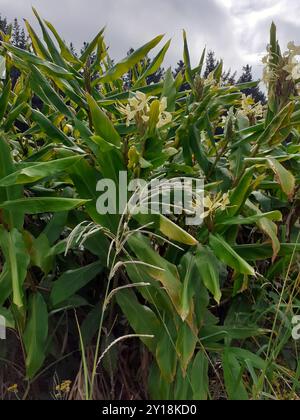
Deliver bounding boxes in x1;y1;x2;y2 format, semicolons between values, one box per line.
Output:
99;35;164;83
127;234;183;316
116;288;160;353
41;212;68;245
218;210;282;226
209;234;255;276
29;65;74;118
0;156;83;186
32;7;66;67
161;68;177;112
228;166;256;217
79;27;105;65
179;253;197;322
257;102;294;147
267;158;295;199
222;348;248;400
156;320;177;383
0;197;88;214
87;94;121;147
191;352;209;400
183;30;194;88
29;234;53;274
0;227;30;307
31;109;74;146
245;201;281;260
24;19;52;60
176;322;197;374
134;39;171;87
23;292;48;379
45;20;80;64
134;211;198;246
50;261;103;307
3;42;73;79
194;245;222;304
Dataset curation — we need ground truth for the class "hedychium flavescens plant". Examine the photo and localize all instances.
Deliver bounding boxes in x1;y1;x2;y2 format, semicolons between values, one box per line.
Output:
0;8;299;399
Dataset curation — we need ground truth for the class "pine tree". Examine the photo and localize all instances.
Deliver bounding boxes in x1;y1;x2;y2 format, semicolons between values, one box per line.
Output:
173;60;184;78
222;69;236;86
238;65;266;103
204;50;218;78
0;14;10;36
69;42;77;57
173;60;191;91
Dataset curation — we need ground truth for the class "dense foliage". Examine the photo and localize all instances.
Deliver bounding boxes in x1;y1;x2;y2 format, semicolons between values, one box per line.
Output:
0;11;299;400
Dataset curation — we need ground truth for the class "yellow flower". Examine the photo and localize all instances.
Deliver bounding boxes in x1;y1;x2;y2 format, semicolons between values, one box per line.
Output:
202;193;230;218
287;41;300;57
7;384;18;393
131;91;149;111
157;97;172;128
117;103;136;126
56;380;72;394
118;92;172;130
118;91;151;126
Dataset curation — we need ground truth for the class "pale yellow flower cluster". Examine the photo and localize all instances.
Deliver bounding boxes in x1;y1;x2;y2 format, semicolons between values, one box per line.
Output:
262;46;276;86
238;94;264;119
202;193;230;219
204;72;217;87
284;41;300;81
262;41;300;87
118;91;172;129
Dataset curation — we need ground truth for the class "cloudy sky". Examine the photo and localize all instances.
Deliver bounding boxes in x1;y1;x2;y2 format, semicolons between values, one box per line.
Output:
1;0;299;78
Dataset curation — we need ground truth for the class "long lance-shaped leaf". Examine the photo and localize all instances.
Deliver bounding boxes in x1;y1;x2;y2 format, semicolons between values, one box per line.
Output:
2;42;73;79
23;292;48;379
28;64;73;118
133;211;198;246
79;27;105;65
24;19;52;61
87;94;121;147
32;7;66;67
128;234;183;315
116;288;160;353
134;39;171;87
209;234;256;276
183;30;194;88
0;227;30;308
4;102;27;132
99;35;164;83
30;109;74;146
50;261;103;307
192;47;206;76
256;102;294;148
45;20;81;64
0;155;83;186
267;157;295;199
0;197;89;214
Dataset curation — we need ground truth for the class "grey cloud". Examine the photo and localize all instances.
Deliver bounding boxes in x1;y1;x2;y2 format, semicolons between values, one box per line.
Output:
1;0;300;79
